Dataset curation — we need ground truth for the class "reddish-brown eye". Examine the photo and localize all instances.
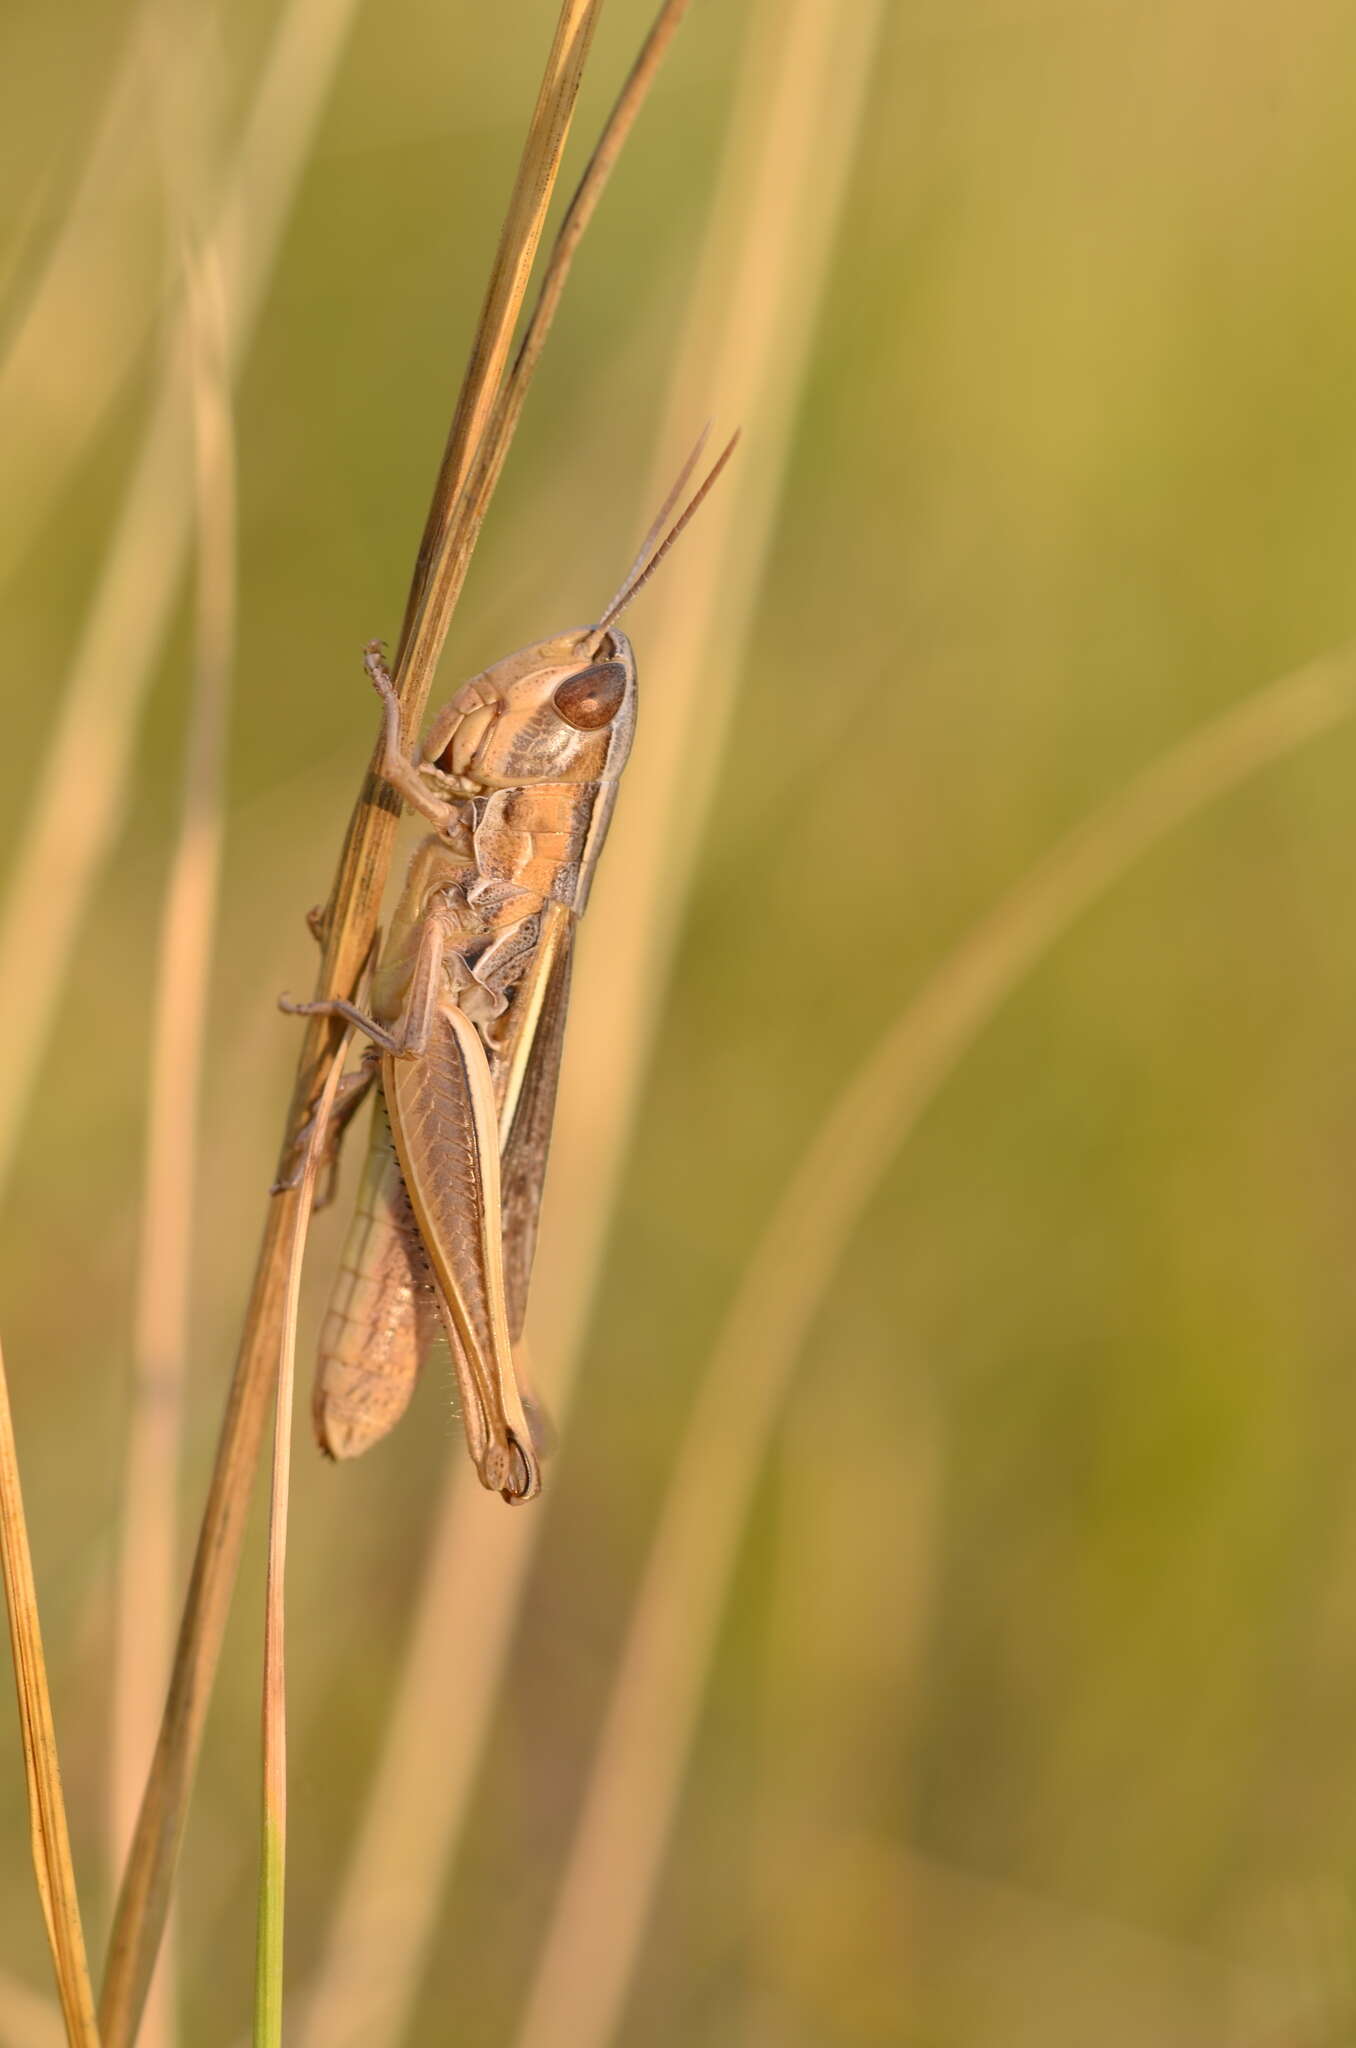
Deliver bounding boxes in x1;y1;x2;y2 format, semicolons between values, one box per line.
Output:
552;660;627;731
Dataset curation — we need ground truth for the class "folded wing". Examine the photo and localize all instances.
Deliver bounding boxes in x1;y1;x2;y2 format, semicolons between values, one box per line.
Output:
383;1004;540;1501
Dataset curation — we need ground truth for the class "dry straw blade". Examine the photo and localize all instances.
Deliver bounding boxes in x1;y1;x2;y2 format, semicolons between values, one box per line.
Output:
101;7;613;2041
0;1329;101;2048
511;640;1356;2048
295;0;887;2038
427;0;698;643
392;0;604;672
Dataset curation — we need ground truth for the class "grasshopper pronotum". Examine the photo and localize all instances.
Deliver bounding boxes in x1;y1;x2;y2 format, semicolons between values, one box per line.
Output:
280;431;736;1502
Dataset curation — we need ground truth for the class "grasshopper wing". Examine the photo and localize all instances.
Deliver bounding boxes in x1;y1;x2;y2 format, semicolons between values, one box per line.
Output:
382;1004;540;1502
313;1086;438;1459
497;902;576;1343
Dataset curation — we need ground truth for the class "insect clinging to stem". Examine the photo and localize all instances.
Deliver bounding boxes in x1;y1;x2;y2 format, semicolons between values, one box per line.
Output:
278;426;739;1503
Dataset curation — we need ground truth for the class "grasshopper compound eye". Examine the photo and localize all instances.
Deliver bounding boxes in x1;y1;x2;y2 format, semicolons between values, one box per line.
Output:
552;660;628;730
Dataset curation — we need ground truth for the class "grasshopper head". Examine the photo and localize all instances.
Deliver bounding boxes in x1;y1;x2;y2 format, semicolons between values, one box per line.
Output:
421;625;637;794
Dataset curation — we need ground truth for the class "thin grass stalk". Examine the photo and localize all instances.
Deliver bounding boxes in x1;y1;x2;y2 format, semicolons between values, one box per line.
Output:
253;1036;352;2048
393;0;603;664
0;0;367;1202
0;1328;100;2047
511;640;1356;2048
431;0;695;624
101;11;609;2040
107;239;235;2048
296;4;885;2037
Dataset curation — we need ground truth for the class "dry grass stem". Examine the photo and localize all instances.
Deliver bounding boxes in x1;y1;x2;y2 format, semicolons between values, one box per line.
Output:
513;640;1356;2048
254;1036;353;2048
0;0;367;1202
445;0;696;595
107;238;235;2048
101;10;610;2040
0;1328;100;2046
393;0;604;667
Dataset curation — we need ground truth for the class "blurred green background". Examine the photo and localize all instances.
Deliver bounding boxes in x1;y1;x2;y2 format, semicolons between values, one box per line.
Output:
7;1;1356;2043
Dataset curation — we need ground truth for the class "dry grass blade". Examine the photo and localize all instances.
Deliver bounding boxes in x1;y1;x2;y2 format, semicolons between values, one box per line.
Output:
108;236;236;2048
446;0;695;588
0;1328;100;2047
101;10;608;2042
0;0;366;1204
512;641;1356;2048
254;1035;353;2048
394;0;603;668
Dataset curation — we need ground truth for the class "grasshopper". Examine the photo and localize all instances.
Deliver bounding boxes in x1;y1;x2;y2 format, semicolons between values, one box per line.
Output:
280;431;736;1503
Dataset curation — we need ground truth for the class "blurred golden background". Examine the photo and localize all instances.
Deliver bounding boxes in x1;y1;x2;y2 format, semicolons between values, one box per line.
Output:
6;1;1356;2043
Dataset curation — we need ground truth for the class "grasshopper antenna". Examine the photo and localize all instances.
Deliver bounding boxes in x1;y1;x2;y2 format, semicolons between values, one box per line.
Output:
607;422;711;603
596;427;740;632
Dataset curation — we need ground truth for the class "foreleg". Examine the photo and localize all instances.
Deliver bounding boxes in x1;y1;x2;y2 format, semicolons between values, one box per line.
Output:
363;642;459;830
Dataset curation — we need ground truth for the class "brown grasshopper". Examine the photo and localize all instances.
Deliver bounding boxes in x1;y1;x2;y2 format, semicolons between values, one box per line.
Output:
280;432;736;1503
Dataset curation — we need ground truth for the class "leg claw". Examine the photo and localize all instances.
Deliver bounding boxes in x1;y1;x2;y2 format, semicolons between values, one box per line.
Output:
363;640;395;698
